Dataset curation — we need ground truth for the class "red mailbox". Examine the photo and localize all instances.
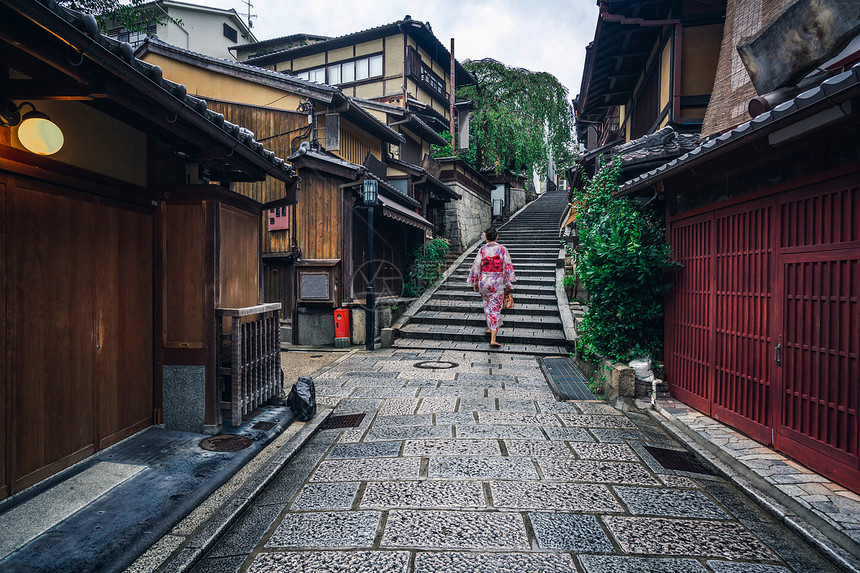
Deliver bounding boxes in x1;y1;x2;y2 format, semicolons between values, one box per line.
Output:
334;309;350;340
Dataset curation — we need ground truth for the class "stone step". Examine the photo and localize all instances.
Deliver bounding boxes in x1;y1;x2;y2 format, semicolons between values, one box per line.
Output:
412;311;562;330
443;283;555;296
399;323;567;345
448;273;556;284
392;337;569;356
431;290;557;304
419;299;559;316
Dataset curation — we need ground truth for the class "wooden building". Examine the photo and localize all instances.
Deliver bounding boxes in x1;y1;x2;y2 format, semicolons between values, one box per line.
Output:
575;0;860;491
0;0;297;497
234;15;475;139
137;39;441;344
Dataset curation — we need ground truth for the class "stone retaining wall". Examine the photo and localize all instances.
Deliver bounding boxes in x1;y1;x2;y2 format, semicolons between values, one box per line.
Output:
441;181;492;252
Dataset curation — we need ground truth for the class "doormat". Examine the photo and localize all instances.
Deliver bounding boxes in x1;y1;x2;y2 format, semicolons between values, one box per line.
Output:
542;356;594;400
319;413;366;430
643;445;718;476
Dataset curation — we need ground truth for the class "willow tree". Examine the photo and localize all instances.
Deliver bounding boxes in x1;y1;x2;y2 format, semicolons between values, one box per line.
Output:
459;58;576;178
57;0;168;32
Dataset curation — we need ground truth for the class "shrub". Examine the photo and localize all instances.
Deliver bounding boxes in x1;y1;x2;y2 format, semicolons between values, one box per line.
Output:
572;158;678;362
402;238;451;296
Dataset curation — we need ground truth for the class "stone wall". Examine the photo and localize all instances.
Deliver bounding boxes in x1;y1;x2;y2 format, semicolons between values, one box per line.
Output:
509;186;527;214
441;181;492;252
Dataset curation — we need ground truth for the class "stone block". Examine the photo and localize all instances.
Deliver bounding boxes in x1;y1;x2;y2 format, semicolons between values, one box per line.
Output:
297;307;335;346
380;328;395;348
334;337;350;349
162;365;206;432
601;358;635;402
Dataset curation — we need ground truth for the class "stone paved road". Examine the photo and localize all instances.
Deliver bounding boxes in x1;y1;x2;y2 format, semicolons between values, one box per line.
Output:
191;348;840;573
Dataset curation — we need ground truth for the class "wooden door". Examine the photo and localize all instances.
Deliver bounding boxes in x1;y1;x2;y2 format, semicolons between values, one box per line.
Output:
774;175;860;490
0;180;6;500
95;202;153;450
711;198;775;444
7;178;98;492
665;212;714;413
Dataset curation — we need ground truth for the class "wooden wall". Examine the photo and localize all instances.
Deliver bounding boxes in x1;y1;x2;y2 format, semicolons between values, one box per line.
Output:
162;202;206;348
296;170;343;261
1;173;153;496
218;204;260;309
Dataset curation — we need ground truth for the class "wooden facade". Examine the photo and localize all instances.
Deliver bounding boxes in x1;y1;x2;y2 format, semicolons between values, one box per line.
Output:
0;0;297;497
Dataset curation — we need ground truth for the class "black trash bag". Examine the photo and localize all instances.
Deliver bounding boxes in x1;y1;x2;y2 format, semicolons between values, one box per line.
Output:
287;376;316;421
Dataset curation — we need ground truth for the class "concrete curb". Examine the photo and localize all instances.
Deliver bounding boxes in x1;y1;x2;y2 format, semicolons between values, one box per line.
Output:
646;404;860;573
153;407;334;572
555;257;577;347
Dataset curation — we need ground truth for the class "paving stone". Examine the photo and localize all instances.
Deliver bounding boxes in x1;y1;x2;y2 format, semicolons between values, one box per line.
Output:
457;398;496;411
698;481;776;523
376;399;420;416
402;379;440;388
457;373;516;384
419;388;486;398
538;459;659;485
350;387;419;398
327;441;402;459
402;439;500;457
528;513;615;552
247;550;410;573
476;411;561;426
337;428;366;443
536;401;583;413
396;368;458;380
497;398;537;412
658;475;700;488
381;510;530;550
544;427;596;442
557;414;637;429
310;458;421;482
491;481;622;512
455;424;546;440
255;431;339;506
203;505;283;559
414;551;577;573
590;428;649;443
487;389;555;400
750;521;842;572
265;511;381;549
572;401;621;415
334;399;384;413
578;555;709;573
364;425;452;442
291;482;360;510
435;412;478;425
341;377;406;389
416;397;458;413
571;442;639;461
372;414;434;427
342;371;400;378
361;480;486;509
191;555;248;573
428;456;539;480
440;378;505;389
503;440;573;458
613;486;730;519
706;563;791;573
602;517;777;560
315;386;352;398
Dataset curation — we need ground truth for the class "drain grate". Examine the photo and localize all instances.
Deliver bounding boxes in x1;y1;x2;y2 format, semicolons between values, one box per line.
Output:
199;434;253;452
644;445;718;475
542;356;594;400
251;421;276;431
319;413;366;430
414;360;459;369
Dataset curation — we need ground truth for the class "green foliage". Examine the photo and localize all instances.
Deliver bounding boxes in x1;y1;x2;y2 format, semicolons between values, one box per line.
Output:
572;158;678;362
402;238;451;297
58;0;172;33
430;130;478;168
562;272;577;290
458;59;577;178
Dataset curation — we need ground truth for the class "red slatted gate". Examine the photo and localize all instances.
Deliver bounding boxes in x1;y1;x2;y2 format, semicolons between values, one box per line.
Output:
665;168;860;491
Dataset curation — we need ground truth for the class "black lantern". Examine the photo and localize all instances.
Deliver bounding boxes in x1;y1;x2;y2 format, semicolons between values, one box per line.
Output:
363;177;378;205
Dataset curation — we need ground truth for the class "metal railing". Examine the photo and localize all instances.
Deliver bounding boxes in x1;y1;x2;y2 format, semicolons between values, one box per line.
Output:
216;303;283;426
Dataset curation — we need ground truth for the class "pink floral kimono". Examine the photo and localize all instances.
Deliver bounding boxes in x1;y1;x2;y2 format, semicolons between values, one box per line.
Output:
467;242;516;331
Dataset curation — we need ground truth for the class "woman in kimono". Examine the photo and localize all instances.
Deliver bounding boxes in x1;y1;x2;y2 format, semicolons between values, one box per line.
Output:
468;227;516;347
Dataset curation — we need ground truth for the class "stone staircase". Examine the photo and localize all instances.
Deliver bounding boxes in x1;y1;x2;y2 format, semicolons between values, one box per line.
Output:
394;190;571;355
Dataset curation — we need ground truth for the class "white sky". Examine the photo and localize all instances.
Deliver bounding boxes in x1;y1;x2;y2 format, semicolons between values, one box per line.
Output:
200;0;600;101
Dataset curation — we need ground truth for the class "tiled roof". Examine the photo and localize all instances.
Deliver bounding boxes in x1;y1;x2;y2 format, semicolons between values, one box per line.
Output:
12;0;297;183
613;126;700;168
618;62;860;195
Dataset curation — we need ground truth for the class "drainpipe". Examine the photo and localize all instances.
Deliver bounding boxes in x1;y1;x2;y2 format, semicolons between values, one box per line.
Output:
450;38;456;147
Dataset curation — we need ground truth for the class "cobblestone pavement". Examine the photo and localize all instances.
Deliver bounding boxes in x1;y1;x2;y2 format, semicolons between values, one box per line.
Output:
191;348;841;573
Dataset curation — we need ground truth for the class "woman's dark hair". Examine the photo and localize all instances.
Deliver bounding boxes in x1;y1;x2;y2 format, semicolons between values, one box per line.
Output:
485;228;498;241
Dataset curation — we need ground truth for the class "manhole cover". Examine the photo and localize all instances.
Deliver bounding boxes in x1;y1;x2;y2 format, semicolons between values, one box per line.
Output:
199;434;253;452
319;413;365;430
643;445;718;475
251;421;276;431
413;360;459;369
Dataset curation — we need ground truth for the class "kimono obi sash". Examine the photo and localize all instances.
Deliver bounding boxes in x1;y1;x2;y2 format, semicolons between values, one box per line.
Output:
481;254;503;273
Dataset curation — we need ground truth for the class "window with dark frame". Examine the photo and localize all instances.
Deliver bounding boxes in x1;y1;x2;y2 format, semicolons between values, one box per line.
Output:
294;54;382;86
223;23;238;43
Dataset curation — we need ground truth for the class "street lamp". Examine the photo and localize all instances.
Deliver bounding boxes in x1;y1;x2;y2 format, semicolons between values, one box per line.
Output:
0;100;64;155
363;178;378;351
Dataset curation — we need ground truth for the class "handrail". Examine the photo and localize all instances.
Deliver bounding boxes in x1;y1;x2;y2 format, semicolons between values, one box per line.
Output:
216;303;281;317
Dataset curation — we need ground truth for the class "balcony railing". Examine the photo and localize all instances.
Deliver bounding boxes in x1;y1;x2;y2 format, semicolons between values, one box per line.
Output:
216;303;283;426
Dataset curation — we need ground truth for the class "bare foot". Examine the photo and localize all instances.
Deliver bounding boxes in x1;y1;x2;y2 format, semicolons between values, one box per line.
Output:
485;329;491;334
489;341;501;348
